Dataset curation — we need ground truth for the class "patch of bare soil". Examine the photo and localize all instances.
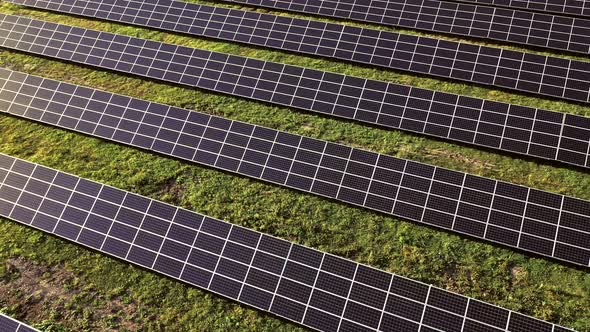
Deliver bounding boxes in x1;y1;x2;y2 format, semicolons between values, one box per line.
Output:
1;257;139;331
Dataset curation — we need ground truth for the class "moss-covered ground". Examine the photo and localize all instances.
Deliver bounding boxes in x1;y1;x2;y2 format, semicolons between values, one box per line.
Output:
0;1;589;331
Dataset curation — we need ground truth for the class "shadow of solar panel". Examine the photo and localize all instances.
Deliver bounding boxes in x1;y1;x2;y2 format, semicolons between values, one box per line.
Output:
3;1;590;102
1;16;589;170
0;154;577;332
1;69;589;268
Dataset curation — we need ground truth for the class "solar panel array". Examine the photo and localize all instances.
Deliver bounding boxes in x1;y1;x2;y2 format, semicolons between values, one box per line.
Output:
452;0;590;18
213;0;590;54
1;15;590;170
2;8;590;105
0;0;587;330
0;314;39;332
0;154;576;332
2;69;589;268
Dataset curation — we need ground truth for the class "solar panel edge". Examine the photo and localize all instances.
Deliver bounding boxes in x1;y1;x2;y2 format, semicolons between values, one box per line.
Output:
0;153;578;332
3;2;590;105
1;13;589;170
0;313;40;332
1;68;589;267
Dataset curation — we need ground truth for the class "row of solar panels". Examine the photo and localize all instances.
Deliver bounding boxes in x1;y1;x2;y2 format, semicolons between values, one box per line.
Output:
0;0;588;330
2;68;589;268
6;0;590;105
0;66;587;330
0;154;574;332
2;2;590;170
226;0;590;18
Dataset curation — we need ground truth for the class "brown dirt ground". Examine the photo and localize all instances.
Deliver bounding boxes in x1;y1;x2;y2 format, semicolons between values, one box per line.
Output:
1;257;139;331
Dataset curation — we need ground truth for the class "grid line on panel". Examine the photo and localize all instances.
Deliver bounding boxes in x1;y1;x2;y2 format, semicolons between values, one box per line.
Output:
4;1;590;102
1;69;589;267
0;313;40;332
215;0;590;54
0;154;577;332
1;15;590;169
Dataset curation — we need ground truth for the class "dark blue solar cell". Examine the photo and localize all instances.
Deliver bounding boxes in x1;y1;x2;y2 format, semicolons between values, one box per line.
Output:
18;192;42;210
239;285;273;310
309;289;346;315
160;239;191;261
98;186;126;204
92;199;119;219
127;245;157;267
222;241;254;264
37;198;65;217
283;260;318;286
141;215;170;236
4;172;27;189
11;159;35;176
69;192;95;210
315;271;351;297
194;232;225;254
0;154;15;170
53;172;79;189
303;308;340;332
134;229;163;251
288;244;323;268
344;301;381;329
78;228;105;249
153;254;184;278
55;221;81;241
216;257;249;281
181;264;212;287
123;193;151;212
349;281;387;310
270;296;306;322
321;255;356;279
167;223;197;245
244;266;279;291
9;205;34;224
102;237;130;258
0;315;19;331
508;313;553;332
85;213;113;233
200;217;231;238
209;274;241;299
147;201;176;220
170;209;202;231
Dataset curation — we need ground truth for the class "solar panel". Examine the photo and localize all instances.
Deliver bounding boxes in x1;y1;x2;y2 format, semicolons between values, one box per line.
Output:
2;7;590;105
2;69;589;268
1;15;589;170
205;0;590;55
449;0;590;18
0;314;39;332
0;154;576;332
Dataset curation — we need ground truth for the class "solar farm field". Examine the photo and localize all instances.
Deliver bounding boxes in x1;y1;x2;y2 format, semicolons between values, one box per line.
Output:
0;0;589;331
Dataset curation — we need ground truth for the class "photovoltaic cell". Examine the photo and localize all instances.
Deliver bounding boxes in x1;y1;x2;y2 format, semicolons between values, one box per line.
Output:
0;313;39;332
1;69;589;268
1;15;589;170
210;0;590;54
1;9;590;105
0;154;576;332
450;0;590;18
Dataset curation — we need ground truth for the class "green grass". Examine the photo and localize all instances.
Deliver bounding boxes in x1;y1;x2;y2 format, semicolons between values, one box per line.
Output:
0;1;589;331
